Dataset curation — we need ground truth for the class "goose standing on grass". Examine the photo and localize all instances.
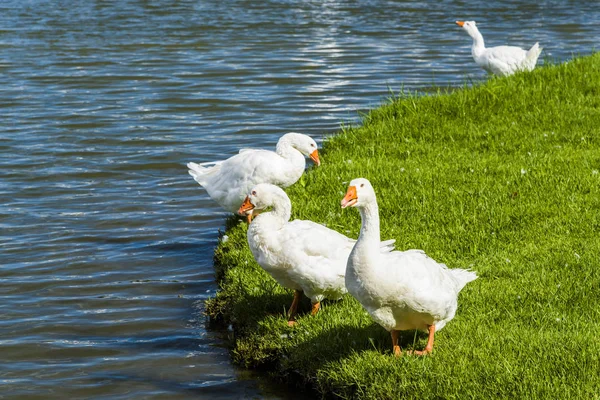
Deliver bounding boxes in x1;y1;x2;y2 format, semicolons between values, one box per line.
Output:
456;20;542;77
238;183;396;326
341;178;477;356
187;132;320;222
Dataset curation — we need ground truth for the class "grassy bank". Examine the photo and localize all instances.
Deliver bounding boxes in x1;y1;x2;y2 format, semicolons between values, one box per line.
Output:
207;53;600;399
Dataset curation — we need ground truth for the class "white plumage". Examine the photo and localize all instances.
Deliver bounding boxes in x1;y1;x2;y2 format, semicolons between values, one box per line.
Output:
341;178;477;355
239;183;395;325
187;132;320;214
456;20;542;77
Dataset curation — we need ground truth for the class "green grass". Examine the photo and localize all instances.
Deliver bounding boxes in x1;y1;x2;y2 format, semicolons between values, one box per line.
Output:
206;53;600;399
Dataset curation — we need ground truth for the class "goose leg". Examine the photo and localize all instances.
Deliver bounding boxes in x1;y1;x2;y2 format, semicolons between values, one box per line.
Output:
410;325;435;356
246;214;253;224
391;330;402;357
287;290;302;326
310;301;320;316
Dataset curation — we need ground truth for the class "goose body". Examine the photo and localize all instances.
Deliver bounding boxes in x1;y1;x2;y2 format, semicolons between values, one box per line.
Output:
187;133;320;214
456;20;542;77
341;178;477;355
239;183;395;324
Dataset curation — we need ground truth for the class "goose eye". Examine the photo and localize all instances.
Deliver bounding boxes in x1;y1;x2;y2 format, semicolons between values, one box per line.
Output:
251;190;257;196
360;183;364;188
310;143;315;147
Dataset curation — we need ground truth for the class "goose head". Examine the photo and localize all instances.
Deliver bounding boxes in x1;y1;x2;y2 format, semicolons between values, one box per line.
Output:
340;178;376;209
455;20;479;38
281;132;321;166
238;183;289;216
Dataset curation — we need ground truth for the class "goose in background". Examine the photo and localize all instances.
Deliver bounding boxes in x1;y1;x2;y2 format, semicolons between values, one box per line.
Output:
456;20;542;76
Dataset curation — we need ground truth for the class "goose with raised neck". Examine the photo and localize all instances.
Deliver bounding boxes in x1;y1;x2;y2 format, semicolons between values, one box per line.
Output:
187;132;320;220
456;20;542;77
341;178;478;356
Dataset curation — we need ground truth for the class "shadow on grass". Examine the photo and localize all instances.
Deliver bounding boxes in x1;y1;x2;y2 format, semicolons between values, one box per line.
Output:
287;319;429;371
232;291;316;329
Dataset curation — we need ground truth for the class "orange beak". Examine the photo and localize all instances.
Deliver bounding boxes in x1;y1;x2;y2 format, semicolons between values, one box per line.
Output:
237;196;255;216
456;21;465;27
341;186;358;209
309;149;320;166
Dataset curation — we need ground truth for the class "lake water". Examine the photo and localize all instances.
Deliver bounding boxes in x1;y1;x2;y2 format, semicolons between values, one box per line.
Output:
1;1;598;398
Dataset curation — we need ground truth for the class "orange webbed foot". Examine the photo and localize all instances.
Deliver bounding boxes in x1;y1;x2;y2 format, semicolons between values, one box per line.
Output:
407;348;432;356
408;325;435;356
310;301;321;316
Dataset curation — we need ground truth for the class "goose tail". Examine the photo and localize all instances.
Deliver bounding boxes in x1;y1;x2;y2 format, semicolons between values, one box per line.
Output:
450;268;478;292
525;42;543;69
379;239;396;253
187;161;220;187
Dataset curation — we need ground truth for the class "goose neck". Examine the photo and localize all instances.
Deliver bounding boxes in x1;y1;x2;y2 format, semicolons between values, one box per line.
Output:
357;201;381;244
272;196;292;224
470;28;486;57
253;194;291;230
276;136;305;166
276;136;296;157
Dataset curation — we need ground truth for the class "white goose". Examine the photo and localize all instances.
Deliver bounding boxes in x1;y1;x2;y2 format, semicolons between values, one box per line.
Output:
238;183;396;325
456;20;542;77
341;178;477;356
187;132;320;222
